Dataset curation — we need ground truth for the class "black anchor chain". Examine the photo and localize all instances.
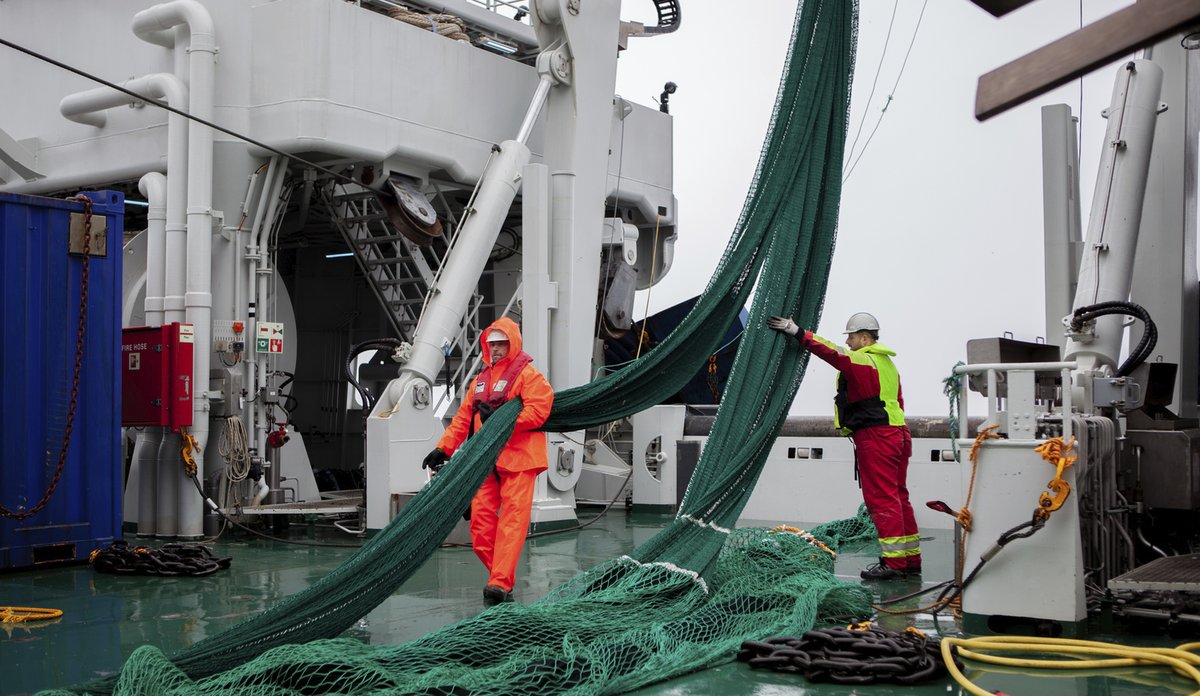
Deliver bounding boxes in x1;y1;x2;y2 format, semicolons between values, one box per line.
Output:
89;539;232;577
738;624;960;685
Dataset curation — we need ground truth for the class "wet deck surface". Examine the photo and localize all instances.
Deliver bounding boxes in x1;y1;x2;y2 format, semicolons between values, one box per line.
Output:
2;510;1192;695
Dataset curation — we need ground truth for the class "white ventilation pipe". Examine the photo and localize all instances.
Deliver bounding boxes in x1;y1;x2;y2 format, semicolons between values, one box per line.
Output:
132;172;168;536
133;0;217;539
255;165;287;462
132;428;164;537
138;172;169;327
59;74;189;326
131;0;213;49
245;158;284;468
60;70;191;537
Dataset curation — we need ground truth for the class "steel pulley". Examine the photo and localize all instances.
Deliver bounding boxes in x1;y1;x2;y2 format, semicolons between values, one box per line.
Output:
378;174;443;246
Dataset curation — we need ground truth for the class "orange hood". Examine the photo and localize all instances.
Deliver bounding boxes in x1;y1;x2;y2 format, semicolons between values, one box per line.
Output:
480;316;523;366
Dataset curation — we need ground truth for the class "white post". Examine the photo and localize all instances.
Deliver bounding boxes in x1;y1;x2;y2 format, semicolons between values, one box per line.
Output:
1041;104;1082;351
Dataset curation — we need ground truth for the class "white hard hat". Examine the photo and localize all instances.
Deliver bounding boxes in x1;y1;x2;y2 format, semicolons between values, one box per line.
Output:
485;329;510;342
844;312;880;334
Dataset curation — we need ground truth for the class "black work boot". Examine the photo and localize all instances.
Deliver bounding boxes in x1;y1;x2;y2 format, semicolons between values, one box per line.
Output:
860;560;905;581
482;584;514;606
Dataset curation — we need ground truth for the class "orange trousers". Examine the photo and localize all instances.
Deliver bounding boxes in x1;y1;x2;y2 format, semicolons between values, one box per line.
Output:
469;468;539;591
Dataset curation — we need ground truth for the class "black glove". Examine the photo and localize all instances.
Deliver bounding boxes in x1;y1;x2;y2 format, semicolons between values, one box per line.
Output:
476;402;496;424
422;448;449;474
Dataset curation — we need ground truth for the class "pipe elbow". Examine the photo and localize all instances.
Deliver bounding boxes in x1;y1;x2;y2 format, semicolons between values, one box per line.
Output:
251;477;270;507
58;92;108;127
139;172;168;215
131;5;182;48
59;74;187;128
143;73;189;108
132;0;215;49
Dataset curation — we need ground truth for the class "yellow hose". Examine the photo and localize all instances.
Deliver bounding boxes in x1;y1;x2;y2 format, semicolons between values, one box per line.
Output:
942;635;1200;696
964;663;1195;693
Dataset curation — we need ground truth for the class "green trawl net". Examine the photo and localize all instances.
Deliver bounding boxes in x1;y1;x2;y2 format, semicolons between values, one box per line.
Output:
60;0;859;693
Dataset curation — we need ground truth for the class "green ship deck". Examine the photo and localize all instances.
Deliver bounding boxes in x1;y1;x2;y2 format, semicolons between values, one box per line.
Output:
3;510;1195;695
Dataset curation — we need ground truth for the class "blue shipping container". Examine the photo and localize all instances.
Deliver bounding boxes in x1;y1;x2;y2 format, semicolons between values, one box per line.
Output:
0;190;124;569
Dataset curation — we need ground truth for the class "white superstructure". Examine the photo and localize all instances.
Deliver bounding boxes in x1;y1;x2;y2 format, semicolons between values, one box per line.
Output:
0;0;678;537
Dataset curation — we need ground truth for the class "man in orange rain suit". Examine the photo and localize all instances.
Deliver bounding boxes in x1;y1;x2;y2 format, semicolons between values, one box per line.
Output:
422;317;554;606
768;312;921;581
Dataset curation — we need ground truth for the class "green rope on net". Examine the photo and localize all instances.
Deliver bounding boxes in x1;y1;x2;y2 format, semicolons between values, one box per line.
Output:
943;361;966;462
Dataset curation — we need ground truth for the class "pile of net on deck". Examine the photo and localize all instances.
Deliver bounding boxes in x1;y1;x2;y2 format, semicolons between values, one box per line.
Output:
65;0;866;693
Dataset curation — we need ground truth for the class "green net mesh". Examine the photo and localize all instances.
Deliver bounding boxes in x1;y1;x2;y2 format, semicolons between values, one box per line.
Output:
60;0;860;692
104;510;876;696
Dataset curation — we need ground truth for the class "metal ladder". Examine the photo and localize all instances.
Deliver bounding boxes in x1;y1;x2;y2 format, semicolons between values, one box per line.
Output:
324;182;498;411
324;183;439;342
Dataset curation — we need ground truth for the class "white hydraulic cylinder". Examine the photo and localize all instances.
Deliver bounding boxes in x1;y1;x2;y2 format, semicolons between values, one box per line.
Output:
1064;59;1164;375
384;140;531;398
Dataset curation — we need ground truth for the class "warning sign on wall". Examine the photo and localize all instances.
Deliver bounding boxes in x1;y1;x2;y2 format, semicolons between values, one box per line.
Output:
256;321;284;354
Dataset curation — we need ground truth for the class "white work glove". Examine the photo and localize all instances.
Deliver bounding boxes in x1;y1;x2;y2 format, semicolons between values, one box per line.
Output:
767;316;800;336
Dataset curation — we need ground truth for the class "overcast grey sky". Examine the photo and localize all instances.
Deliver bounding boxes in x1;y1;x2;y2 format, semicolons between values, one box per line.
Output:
615;0;1135;416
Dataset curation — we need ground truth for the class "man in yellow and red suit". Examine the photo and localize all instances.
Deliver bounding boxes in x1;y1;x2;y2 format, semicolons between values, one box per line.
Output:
422;317;554;605
768;311;921;580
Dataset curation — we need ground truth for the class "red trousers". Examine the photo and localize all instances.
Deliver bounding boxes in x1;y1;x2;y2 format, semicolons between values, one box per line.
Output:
854;425;921;570
469;468;539;591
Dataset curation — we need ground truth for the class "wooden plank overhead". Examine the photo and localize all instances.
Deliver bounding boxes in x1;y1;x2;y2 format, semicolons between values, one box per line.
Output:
975;0;1200;121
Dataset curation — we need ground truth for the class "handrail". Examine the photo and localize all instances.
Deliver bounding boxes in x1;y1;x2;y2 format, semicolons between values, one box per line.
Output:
954;361;1077;374
433;294;482;415
954;362;1076;443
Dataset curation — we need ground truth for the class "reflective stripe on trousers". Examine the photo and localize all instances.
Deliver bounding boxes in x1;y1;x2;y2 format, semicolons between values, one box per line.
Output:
880;533;921;559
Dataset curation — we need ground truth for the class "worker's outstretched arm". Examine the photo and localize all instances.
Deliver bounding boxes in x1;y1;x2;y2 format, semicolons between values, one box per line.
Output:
803;332;856;372
768;316;855;372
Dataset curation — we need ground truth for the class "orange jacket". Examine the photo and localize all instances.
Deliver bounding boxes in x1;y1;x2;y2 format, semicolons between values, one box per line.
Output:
437;317;554;473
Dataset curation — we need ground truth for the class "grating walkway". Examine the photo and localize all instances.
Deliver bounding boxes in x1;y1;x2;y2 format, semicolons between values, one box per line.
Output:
1109;553;1200;592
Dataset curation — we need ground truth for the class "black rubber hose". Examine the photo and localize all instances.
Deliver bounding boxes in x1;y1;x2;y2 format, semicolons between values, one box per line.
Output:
344;338;404;412
1070;301;1157;377
274;370;295;391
